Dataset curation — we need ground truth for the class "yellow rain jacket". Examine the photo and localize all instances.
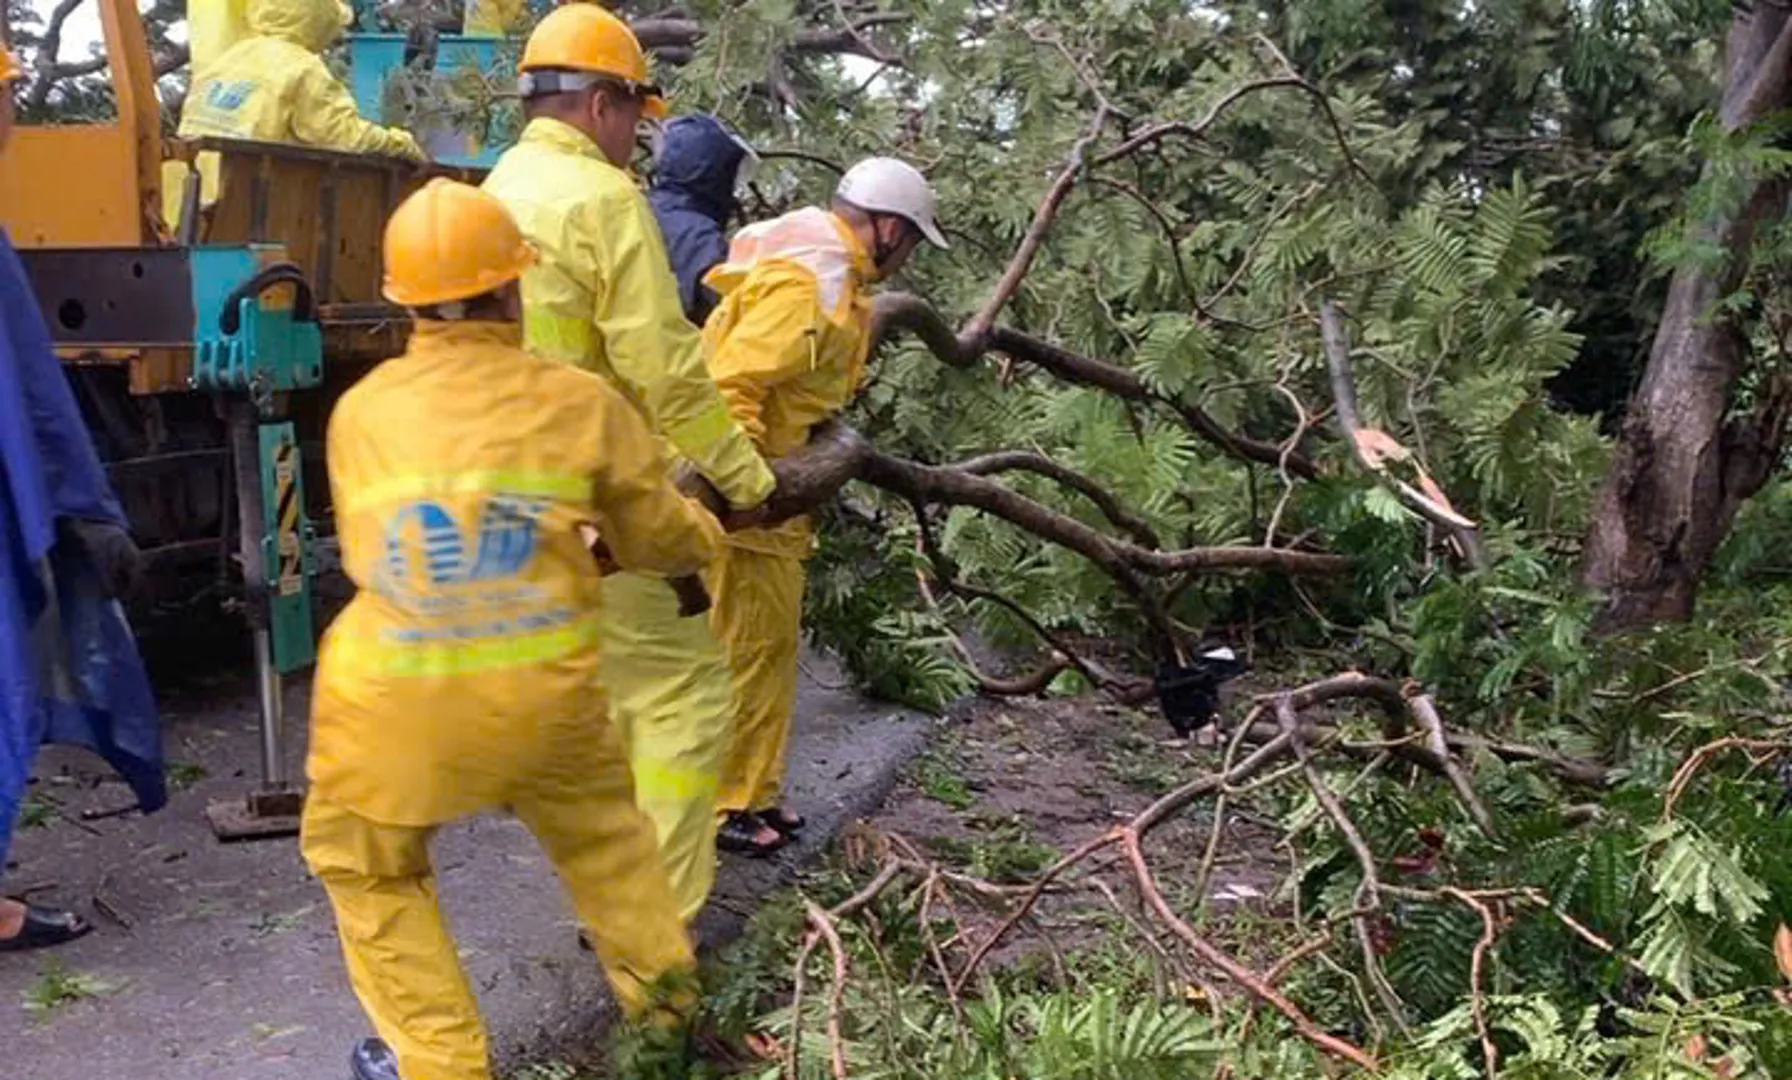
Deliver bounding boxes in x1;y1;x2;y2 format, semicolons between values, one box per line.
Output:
309;319;722;824
178;0;423;192
482;118;775;511
303;320;713;1075
462;0;528;35
706;207;875;814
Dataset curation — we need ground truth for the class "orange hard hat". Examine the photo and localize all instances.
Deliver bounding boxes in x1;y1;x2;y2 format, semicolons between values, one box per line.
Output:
382;179;536;306
1;49;21;84
519;3;666;120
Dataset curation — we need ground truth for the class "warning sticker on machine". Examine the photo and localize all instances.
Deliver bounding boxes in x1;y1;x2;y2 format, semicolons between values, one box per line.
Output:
274;440;303;597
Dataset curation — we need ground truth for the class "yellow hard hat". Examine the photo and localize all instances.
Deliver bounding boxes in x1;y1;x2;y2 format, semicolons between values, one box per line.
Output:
519;4;667;120
382;179;537;306
1;49;21;84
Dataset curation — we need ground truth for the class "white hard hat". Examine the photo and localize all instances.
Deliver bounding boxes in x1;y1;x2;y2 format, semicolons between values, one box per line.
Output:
835;157;949;249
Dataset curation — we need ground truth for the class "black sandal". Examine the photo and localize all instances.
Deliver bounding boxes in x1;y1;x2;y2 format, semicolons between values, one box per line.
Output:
758;807;806;836
716;812;788;857
0;903;92;952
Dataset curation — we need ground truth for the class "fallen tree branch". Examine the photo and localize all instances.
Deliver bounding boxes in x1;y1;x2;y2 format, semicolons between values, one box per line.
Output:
863;449;1348;578
1238;673;1608;791
957;449;1162;548
916;872;968;1029
787;927;819;1080
960;104;1112;352
1277;694;1411;1037
829;0;902;65
762;668;1627;1080
952;831;1122;995
1120;828;1380;1070
1443;888;1502;1080
804;900;853;1080
912;547;1075;696
1134;731;1296;835
1089;177;1195;303
873;292;1318;478
1093;56;1370;186
911;497;1151;696
867;444;1337;652
1095;78;1308;166
1407;693;1498;837
758;148;848;175
1663;736;1792;820
679;418;870;523
1319;300;1488;568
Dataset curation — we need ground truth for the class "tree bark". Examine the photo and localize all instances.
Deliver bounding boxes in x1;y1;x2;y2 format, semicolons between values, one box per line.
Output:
1581;6;1792;631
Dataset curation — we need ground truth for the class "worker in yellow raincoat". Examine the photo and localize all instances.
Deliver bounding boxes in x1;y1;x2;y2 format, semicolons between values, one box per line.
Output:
708;158;947;853
302;178;717;1080
171;0;423;225
483;5;777;918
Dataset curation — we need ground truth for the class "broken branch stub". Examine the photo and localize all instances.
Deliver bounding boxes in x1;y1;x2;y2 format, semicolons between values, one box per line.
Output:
1318;300;1488;568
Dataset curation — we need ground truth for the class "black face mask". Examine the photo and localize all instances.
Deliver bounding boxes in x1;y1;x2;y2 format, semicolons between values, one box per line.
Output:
871;216;918;276
870;216;899;268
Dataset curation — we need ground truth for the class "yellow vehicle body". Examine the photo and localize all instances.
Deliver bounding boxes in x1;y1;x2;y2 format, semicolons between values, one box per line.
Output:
0;0;469;584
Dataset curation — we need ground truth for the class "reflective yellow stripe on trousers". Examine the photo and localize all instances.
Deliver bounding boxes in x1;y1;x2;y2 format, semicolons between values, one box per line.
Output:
333;617;603;678
632;760;719;802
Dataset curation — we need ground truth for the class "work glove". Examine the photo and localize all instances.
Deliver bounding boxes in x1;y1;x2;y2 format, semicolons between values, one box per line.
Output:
57;518;143;600
671;462;779;532
673;420;869;532
388;131;429;165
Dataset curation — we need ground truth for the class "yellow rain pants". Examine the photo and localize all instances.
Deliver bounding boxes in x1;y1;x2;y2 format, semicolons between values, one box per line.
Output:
303;320;718;1080
710;547;806;814
485;118;777;919
301;741;693;1080
701;208;876;815
597;573;735;921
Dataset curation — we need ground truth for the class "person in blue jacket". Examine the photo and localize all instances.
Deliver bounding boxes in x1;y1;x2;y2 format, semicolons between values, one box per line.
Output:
647;114;760;326
0;54;165;952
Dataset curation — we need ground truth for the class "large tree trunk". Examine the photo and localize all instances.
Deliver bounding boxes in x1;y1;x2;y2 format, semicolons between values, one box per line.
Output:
1581;7;1792;631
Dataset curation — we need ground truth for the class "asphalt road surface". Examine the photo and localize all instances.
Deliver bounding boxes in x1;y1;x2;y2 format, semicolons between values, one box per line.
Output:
0;644;926;1080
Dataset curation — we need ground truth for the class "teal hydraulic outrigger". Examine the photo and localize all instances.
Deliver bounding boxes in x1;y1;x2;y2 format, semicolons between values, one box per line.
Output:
190;247;324;840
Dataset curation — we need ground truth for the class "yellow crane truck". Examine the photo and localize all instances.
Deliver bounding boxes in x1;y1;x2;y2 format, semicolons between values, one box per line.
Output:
1;0;495;838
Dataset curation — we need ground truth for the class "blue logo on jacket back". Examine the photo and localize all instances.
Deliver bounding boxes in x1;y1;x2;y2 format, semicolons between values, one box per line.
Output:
205;79;257;112
377;495;548;594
